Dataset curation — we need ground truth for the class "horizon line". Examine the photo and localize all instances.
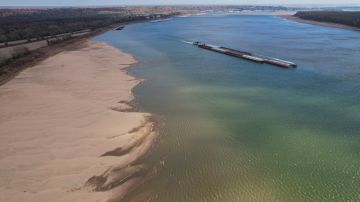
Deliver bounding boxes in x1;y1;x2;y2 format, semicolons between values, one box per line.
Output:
1;3;360;8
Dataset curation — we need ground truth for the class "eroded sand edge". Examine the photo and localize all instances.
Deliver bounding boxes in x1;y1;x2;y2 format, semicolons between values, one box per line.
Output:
0;41;158;202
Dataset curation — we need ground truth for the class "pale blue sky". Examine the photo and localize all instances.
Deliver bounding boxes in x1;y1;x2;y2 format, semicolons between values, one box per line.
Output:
0;0;359;7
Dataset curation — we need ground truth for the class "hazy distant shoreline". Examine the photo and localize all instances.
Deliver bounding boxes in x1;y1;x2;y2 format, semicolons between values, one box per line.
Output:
280;14;360;31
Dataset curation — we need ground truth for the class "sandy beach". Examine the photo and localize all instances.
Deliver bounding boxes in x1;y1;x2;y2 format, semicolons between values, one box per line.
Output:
0;41;158;202
281;15;360;32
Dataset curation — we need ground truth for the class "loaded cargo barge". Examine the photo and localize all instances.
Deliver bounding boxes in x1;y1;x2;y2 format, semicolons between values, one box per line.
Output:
193;42;297;68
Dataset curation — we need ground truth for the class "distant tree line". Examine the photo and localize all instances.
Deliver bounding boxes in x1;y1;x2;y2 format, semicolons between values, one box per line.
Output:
0;8;178;43
295;11;360;28
0;6;301;43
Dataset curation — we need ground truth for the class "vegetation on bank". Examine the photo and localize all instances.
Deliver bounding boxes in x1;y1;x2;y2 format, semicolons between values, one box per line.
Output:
0;6;301;44
0;8;179;43
295;11;360;28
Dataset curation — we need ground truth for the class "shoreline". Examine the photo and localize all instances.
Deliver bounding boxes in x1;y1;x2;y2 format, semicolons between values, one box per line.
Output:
0;15;176;86
280;15;360;32
0;41;160;202
0;28;109;86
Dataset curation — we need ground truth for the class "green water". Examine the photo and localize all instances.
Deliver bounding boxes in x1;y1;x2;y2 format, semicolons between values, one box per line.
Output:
96;15;360;201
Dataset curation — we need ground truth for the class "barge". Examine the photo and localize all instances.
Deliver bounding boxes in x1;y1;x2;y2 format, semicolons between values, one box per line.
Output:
193;42;297;68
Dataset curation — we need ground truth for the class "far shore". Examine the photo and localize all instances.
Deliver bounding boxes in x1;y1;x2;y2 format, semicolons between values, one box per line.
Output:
280;15;360;32
0;41;159;202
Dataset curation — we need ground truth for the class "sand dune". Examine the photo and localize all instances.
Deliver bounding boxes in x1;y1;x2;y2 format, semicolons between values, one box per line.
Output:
0;41;158;202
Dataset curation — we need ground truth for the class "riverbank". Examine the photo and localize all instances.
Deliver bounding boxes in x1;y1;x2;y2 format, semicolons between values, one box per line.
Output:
0;41;159;202
0;14;178;86
0;28;108;86
280;15;360;31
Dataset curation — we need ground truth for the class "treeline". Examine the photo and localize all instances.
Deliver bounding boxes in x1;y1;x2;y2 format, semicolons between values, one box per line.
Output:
0;8;178;43
295;11;360;28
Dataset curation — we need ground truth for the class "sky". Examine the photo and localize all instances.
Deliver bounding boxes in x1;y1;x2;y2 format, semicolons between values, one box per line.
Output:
0;0;359;7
